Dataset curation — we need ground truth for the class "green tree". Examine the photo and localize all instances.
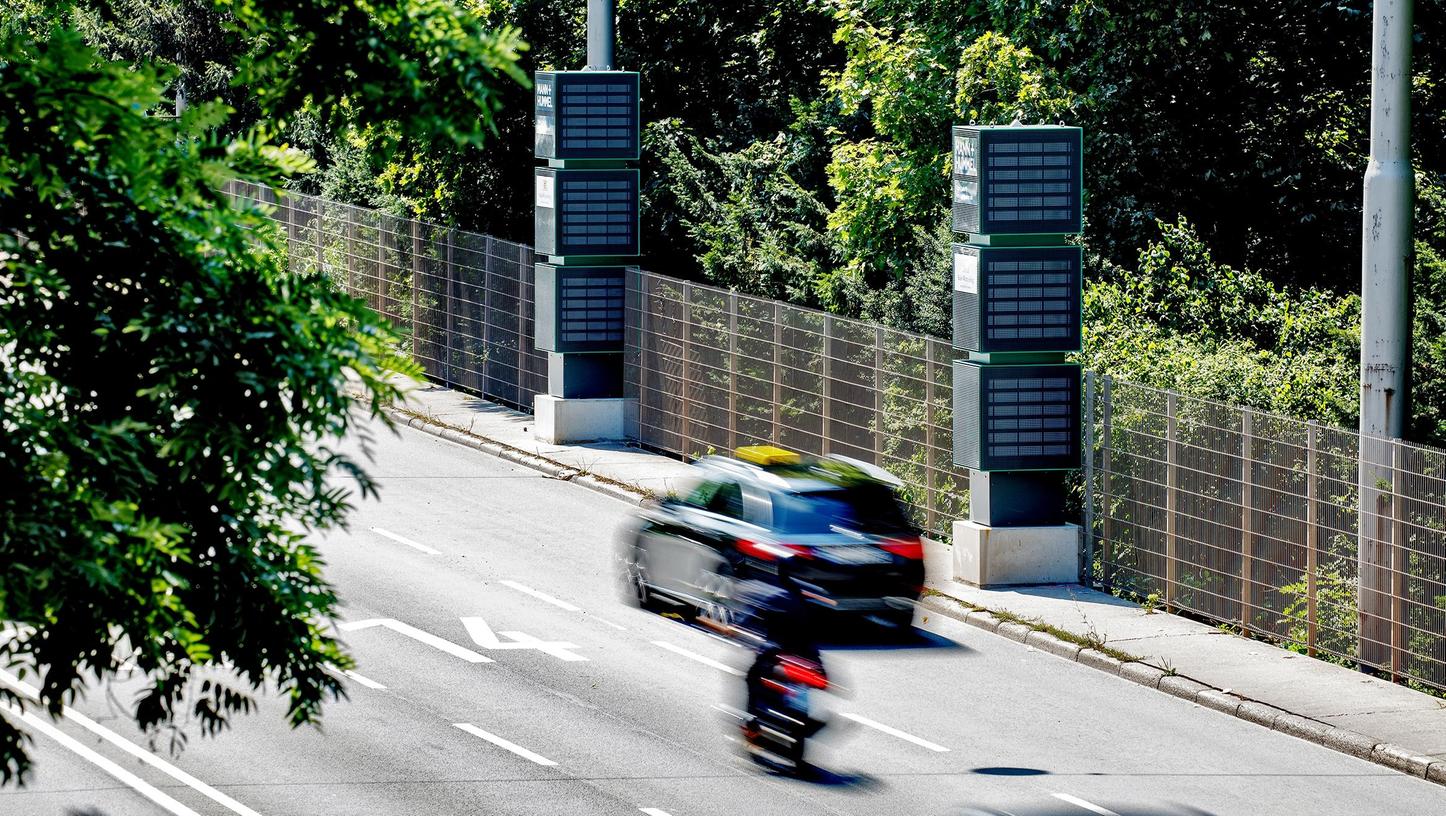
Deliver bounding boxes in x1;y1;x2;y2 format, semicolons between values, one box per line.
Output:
0;0;525;783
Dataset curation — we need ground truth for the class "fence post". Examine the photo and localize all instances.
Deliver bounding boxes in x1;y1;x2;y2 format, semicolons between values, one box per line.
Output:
874;327;885;467
729;292;740;451
1391;440;1407;680
482;236;495;400
316;198;326;278
1241;409;1256;630
681;282;693;455
411;220;422;364
1306;420;1320;656
1083;371;1097;585
821;315;833;456
1101;376;1115;588
1166;391;1179;611
445;228;456;388
924;341;938;534
772;304;783;445
377;213;386;315
346;205;357;297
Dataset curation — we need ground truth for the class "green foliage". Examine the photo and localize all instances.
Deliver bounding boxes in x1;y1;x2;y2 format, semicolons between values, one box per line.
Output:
0;0;523;782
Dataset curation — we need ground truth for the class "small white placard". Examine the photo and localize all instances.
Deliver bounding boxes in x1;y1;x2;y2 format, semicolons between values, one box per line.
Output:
535;175;555;209
954;249;978;294
536;113;553;136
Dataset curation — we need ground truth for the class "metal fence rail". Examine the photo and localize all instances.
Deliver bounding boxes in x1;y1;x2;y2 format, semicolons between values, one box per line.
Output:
625;270;966;534
1086;376;1446;690
222;183;1446;692
222;181;548;409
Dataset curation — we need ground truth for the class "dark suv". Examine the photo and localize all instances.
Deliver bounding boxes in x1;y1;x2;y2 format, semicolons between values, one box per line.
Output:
618;447;924;629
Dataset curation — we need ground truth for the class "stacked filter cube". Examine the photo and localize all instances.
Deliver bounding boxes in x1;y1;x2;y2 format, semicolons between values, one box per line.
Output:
533;71;641;397
949;126;1084;525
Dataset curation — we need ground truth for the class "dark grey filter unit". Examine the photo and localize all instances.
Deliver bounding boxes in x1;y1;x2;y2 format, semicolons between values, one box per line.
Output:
534;71;641;161
534;168;640;259
952;244;1082;354
952;360;1081;472
951;125;1083;236
534;265;626;353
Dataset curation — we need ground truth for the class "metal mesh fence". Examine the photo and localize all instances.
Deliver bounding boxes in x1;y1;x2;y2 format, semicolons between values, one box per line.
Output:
625;270;967;534
222;181;548;409
1087;375;1446;691
220;183;1446;691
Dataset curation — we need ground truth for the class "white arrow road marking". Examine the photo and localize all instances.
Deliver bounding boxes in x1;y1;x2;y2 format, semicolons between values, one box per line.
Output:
0;670;263;816
640;809;675;816
370;527;441;555
1051;793;1120;816
462;617;587;662
453;723;558;766
838;712;949;752
338;619;494;663
498;580;582;612
652;641;745;676
322;664;387;690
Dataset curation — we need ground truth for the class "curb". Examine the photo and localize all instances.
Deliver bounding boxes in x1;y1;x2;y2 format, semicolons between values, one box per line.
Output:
382;406;655;507
916;594;1445;788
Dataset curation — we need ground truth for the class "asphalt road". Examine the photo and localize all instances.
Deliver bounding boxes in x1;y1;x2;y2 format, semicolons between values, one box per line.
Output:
4;419;1446;816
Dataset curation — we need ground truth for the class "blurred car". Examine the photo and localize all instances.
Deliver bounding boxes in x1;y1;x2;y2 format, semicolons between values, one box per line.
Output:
617;446;924;629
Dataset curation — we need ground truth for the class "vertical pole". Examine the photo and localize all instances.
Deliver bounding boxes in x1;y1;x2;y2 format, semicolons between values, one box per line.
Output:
924;341;938;534
1307;420;1320;656
411;220;422;366
681;282;693;455
586;0;616;70
728;292;739;451
346;206;357;297
1101;376;1115;588
1241;410;1256;631
1358;0;1414;670
482;236;495;399
1391;441;1408;679
772;304;783;444
377;213;386;315
445;229;456;388
821;316;833;456
874;327;886;466
1166;391;1180;610
1083;371;1097;585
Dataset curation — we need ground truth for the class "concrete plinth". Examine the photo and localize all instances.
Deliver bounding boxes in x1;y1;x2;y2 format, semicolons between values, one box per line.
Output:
952;519;1081;587
533;395;629;444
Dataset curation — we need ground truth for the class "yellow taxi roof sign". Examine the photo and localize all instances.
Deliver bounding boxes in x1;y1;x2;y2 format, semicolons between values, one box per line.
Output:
735;445;802;467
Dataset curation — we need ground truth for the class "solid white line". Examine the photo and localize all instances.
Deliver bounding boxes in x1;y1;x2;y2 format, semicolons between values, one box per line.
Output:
1;702;202;816
651;641;745;676
838;712;949;752
498;580;582;612
640;809;675;816
370;526;441;555
452;723;558;766
323;664;387;690
1052;793;1121;816
0;670;264;815
338;618;494;663
590;616;628;631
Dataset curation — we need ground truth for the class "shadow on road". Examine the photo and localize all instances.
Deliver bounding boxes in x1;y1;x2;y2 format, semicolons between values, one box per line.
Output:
971;766;1051;776
814;622;970;654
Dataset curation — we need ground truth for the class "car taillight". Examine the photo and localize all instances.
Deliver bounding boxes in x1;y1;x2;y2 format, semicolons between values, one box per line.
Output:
880;536;924;560
737;539;812;560
778;656;829;689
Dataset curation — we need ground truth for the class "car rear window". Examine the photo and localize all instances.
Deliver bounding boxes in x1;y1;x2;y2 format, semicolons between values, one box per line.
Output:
771;485;912;535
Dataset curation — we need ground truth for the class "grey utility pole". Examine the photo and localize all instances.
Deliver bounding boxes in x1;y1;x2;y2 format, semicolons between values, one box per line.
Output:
1358;0;1414;671
587;0;615;70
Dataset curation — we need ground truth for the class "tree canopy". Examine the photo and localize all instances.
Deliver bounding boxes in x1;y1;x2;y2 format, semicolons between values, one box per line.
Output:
0;0;525;782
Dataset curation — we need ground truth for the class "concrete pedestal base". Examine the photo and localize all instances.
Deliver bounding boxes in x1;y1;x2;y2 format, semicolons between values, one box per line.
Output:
533;395;629;444
952;520;1081;587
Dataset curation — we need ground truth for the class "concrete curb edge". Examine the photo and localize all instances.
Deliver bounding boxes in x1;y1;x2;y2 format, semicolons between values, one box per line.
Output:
382;406;654;507
916;594;1445;787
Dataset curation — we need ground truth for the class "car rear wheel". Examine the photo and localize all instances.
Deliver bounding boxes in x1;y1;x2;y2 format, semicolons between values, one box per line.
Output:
694;562;737;631
620;545;657;610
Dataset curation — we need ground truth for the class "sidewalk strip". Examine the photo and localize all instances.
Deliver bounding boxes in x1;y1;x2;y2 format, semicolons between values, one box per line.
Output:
1;702;203;816
0;670;263;816
370;527;441;555
453;723;558;766
838;712;949;752
1052;793;1120;816
499;580;582;612
652;641;745;676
